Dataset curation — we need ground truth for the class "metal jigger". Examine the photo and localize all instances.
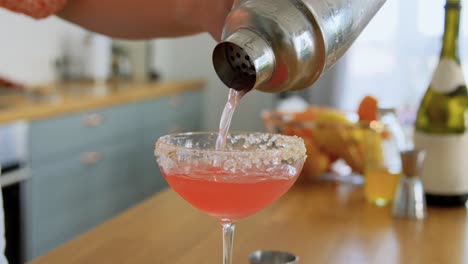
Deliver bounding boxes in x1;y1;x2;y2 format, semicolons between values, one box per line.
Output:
392;149;427;220
249;250;299;264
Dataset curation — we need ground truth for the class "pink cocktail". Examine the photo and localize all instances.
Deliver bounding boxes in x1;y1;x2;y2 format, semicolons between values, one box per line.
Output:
155;132;306;264
163;167;298;221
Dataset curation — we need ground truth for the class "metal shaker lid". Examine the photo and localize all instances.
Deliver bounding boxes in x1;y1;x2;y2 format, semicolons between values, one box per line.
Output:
400;149;426;177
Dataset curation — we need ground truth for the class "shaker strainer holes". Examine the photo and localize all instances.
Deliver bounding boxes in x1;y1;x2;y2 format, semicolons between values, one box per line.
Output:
223;43;256;78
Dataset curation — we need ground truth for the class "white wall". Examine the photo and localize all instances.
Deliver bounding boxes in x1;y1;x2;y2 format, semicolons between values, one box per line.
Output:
151;34;275;131
0;10;89;85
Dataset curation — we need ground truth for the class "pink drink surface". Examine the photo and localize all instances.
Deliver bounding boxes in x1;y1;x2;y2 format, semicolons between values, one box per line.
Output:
163;167;298;221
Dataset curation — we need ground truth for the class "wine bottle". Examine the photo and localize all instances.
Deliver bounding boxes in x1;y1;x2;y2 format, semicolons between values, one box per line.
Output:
414;0;468;207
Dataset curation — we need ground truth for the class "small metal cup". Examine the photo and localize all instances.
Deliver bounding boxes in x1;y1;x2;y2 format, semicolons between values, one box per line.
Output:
249;250;299;264
392;149;427;220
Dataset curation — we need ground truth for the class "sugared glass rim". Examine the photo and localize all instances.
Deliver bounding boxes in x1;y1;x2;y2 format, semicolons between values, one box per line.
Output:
154;131;306;161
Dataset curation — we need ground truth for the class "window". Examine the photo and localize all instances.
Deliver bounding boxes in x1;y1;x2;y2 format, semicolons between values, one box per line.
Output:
331;0;468;115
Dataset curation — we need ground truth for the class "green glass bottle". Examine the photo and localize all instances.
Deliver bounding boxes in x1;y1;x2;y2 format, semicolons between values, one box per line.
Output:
414;0;468;207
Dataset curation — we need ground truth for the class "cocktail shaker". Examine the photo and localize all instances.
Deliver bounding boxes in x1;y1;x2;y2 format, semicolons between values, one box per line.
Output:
213;0;386;93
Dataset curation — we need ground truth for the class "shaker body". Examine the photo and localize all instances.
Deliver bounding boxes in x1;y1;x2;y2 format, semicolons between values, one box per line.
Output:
213;0;386;93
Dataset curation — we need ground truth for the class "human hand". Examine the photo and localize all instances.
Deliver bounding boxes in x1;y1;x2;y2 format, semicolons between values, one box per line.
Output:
189;0;237;41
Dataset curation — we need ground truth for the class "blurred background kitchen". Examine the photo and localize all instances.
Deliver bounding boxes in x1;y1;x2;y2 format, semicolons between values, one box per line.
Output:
0;0;466;263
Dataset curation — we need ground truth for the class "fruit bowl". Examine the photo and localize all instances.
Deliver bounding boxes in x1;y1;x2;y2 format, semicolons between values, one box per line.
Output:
262;108;385;183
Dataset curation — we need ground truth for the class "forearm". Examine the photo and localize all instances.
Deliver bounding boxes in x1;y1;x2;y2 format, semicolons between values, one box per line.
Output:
58;0;234;40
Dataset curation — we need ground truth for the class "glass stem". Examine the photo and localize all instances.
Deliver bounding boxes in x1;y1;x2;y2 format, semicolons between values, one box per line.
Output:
222;222;235;264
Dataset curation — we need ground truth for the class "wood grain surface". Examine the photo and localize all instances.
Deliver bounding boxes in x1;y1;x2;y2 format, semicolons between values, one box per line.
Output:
30;181;468;264
0;80;206;124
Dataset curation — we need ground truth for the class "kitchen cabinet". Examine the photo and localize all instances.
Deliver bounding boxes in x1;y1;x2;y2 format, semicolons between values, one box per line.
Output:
139;91;203;197
23;89;203;261
29;103;139;165
26;140;141;258
141;89;203;135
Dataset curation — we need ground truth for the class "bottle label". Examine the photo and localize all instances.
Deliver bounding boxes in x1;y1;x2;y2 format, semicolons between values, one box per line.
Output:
414;131;468;194
430;58;466;93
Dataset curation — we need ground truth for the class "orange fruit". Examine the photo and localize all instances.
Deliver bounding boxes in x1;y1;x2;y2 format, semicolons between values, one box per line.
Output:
299;138;330;181
292;107;323;122
357;96;378;122
283;126;313;138
283;126;296;136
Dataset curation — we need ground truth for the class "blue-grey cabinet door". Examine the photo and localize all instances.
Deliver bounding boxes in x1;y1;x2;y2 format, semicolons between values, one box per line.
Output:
140;90;202;134
176;90;203;132
139;102;169;198
24;90;204;260
138;96;174;197
136;91;203;198
136;141;167;199
26;139;141;259
29;103;139;165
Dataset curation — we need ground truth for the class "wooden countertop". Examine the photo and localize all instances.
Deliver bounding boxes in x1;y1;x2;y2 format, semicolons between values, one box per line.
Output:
30;181;468;264
0;80;206;124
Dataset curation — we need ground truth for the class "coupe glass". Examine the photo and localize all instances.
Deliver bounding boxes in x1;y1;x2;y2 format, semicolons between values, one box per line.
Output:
154;132;306;264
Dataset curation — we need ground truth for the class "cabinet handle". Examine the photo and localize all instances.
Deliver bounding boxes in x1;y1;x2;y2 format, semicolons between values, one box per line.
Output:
83;113;104;127
81;152;104;165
